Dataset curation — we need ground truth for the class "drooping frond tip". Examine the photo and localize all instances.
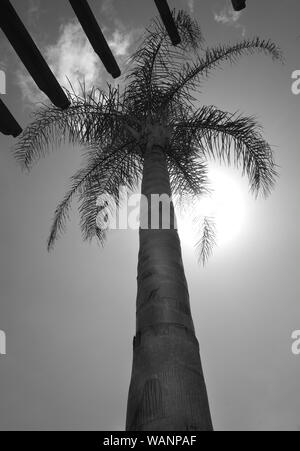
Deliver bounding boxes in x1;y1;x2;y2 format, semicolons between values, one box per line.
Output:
47;140;142;251
195;217;217;266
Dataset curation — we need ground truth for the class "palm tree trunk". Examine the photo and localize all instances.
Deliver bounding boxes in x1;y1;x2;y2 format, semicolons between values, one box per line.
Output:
126;129;213;431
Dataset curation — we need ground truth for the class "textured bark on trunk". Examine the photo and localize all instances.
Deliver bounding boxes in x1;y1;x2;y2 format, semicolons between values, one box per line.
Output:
126;132;213;431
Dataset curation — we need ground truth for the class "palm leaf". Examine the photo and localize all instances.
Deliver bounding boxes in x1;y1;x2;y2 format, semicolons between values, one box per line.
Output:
175;106;277;196
15;86;135;170
163;38;282;105
47;139;141;250
195;217;216;266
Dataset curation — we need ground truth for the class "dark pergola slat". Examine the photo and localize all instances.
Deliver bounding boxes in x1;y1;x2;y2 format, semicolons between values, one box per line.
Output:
0;98;22;138
154;0;181;46
0;0;70;110
231;0;247;11
68;0;121;79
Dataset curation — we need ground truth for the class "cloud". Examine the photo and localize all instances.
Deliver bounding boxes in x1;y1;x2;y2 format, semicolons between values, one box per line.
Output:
16;20;100;105
46;22;101;91
214;2;246;36
16;17;137;106
214;9;241;25
108;30;132;57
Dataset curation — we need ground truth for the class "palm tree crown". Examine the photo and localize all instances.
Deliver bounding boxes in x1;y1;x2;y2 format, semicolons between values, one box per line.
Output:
15;10;281;259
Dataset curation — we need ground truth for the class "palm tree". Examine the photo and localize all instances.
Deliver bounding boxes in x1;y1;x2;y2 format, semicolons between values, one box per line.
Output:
15;11;281;431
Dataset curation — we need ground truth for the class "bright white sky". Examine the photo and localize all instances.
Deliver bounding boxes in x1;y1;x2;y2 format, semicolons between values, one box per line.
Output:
0;0;300;431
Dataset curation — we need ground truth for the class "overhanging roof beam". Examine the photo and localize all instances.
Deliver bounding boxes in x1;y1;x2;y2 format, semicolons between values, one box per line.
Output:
69;0;121;79
0;0;70;109
154;0;181;46
231;0;247;11
0;98;22;138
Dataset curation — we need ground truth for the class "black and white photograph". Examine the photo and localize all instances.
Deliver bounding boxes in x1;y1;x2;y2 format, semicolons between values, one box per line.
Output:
0;0;299;435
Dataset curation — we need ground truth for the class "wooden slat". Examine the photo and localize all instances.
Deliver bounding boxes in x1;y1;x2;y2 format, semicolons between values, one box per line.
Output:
0;0;70;109
231;0;247;11
0;98;22;138
69;0;121;79
154;0;181;46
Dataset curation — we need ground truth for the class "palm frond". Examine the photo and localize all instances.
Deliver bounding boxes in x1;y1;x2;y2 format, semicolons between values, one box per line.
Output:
79;145;142;244
47;139;141;250
125;10;204;119
163;38;283;105
134;9;204;58
175;106;277;197
167;146;208;199
15;86;134;170
195;217;216;266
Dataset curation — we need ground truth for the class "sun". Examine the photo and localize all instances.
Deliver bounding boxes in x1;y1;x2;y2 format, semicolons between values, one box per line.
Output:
177;166;247;251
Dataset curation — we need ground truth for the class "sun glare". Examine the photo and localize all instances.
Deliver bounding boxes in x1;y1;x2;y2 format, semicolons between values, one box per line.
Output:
177;167;247;251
